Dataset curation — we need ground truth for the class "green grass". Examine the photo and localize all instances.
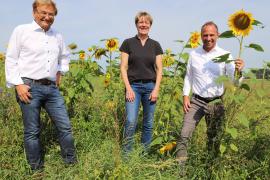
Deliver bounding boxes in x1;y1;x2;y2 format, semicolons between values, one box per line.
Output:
1;61;270;179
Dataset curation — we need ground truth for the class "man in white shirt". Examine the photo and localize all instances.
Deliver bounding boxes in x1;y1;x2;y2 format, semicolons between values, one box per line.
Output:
5;0;76;171
176;22;244;166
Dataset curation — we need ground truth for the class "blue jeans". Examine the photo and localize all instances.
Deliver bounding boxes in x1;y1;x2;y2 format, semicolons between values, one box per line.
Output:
16;79;76;170
123;82;156;152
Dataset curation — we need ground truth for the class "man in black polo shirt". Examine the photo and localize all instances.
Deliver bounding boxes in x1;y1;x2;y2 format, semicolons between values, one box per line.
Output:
120;11;163;153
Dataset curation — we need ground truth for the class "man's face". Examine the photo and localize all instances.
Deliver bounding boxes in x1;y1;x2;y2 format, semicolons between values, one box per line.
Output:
33;4;56;31
201;25;219;52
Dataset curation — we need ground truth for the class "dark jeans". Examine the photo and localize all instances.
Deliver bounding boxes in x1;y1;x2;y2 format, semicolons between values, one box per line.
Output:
123;82;156;153
16;78;76;170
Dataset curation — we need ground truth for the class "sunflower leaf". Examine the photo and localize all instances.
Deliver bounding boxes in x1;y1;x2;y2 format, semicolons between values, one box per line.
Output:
174;40;185;43
212;53;232;63
185;44;192;48
180;52;189;61
245;43;264;52
219;31;235;38
240;83;251;91
252;20;264;28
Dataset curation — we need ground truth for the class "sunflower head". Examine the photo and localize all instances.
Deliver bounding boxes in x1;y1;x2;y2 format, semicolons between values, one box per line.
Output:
228;9;254;36
106;38;119;52
68;43;77;50
162;49;175;67
94;48;107;60
79;52;85;60
189;31;200;48
0;53;5;61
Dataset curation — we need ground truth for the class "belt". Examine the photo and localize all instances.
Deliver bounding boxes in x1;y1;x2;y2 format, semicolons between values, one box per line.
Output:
193;94;221;103
132;79;155;83
23;78;55;85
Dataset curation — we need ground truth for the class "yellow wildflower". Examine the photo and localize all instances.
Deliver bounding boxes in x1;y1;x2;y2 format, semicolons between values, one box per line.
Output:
159;142;176;154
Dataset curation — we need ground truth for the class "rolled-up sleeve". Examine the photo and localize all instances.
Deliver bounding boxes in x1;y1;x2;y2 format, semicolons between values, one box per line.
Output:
183;58;192;96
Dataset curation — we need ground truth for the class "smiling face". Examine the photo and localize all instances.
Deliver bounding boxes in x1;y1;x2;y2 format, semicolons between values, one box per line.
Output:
33;4;56;31
136;16;151;36
201;24;219;52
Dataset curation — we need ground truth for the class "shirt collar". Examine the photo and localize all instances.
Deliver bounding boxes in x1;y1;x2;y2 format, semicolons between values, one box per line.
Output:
135;34;149;41
31;20;53;33
201;44;220;54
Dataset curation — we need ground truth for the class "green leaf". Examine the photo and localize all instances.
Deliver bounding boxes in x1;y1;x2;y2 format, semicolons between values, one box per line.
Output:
240;83;251;91
220;144;226;155
230;144;238;152
180;52;189;61
238;113;249;128
245;43;264;52
185;44;192;48
252;20;264;28
219;31;235;38
226;128;238;139
215;75;230;85
150;137;163;146
212;53;232;63
174;40;184;43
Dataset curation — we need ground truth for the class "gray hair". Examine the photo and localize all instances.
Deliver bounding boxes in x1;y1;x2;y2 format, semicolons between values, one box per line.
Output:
32;0;57;16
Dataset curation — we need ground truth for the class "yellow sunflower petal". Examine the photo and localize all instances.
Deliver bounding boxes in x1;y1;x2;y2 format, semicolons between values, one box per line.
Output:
228;9;254;37
106;38;119;52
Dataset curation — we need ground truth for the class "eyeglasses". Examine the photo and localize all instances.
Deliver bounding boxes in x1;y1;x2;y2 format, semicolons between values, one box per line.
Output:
36;10;55;18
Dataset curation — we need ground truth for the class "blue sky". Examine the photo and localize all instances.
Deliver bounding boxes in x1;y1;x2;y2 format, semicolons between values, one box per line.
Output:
1;0;269;69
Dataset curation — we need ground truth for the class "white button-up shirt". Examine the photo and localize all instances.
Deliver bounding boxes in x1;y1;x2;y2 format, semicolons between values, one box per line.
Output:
183;45;235;98
5;21;70;87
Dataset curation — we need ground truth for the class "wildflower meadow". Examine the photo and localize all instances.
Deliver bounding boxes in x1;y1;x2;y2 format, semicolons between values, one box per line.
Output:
0;10;270;179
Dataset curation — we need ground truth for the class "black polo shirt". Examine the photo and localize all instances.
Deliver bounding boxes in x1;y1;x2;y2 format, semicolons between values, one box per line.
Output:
120;35;163;83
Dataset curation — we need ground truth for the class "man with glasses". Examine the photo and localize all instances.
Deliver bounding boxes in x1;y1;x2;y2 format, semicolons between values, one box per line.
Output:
5;0;77;171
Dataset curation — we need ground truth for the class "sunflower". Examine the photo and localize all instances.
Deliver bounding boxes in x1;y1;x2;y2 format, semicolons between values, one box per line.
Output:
189;31;200;48
79;52;85;60
228;9;254;36
0;53;5;61
159;142;176;154
162;49;175;67
68;43;77;50
106;38;119;52
104;73;111;87
94;48;107;60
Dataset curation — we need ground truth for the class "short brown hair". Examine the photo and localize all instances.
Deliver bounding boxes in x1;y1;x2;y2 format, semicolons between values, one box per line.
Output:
32;0;58;16
201;21;219;33
135;11;153;25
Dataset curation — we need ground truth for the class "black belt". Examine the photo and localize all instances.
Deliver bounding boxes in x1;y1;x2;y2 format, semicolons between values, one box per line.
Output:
131;79;155;83
23;78;55;85
193;94;221;103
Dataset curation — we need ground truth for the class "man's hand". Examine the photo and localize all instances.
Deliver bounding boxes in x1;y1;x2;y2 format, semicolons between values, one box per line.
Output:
183;95;191;113
235;58;245;72
149;89;159;102
56;71;62;87
126;88;135;102
15;84;31;103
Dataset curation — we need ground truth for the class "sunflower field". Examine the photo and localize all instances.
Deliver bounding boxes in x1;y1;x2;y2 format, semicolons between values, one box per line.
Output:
1;10;270;179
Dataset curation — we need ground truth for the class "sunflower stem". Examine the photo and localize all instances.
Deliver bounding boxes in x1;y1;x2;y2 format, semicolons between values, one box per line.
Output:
234;36;244;80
